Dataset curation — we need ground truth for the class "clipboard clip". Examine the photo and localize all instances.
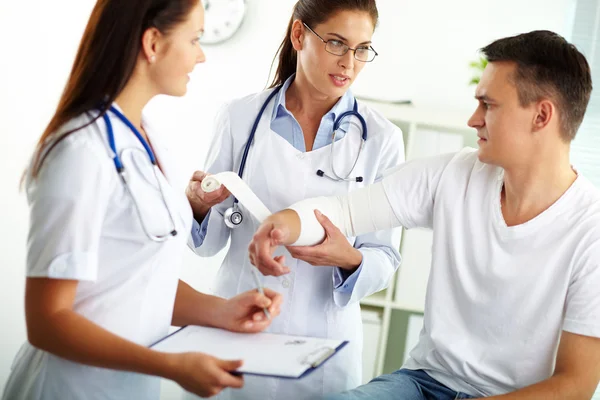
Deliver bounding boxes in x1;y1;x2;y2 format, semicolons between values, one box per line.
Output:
300;347;336;368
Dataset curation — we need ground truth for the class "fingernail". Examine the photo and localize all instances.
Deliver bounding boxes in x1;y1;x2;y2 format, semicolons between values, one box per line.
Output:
315;210;322;216
244;321;253;328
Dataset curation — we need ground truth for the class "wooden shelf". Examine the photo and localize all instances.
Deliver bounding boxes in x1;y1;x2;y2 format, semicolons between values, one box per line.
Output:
360;290;389;308
359;99;475;133
360;297;425;314
390;301;425;313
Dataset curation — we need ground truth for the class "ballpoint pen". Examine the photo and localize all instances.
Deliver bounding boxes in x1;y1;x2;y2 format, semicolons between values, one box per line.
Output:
251;267;271;320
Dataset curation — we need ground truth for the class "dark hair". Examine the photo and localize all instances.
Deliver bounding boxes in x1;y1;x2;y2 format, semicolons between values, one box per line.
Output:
269;0;378;88
481;30;592;142
30;0;199;178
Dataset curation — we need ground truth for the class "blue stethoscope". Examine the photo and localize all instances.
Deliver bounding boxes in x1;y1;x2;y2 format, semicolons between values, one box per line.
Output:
223;86;368;229
102;106;178;241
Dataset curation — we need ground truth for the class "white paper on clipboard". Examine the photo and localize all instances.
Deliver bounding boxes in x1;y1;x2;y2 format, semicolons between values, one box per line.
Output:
151;325;348;379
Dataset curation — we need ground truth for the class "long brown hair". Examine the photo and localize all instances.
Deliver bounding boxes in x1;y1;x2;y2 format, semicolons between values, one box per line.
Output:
269;0;378;88
30;0;199;178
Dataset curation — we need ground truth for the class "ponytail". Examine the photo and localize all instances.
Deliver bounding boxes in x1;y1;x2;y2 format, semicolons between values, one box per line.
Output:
269;16;298;88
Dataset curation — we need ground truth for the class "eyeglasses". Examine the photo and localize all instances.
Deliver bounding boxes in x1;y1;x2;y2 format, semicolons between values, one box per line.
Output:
303;22;378;63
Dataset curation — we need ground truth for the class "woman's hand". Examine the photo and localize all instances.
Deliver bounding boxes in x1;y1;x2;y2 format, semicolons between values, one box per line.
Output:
167;352;244;398
216;288;283;333
287;211;362;271
185;171;231;221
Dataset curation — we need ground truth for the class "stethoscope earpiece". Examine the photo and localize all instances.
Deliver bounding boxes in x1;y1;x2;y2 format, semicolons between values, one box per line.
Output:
316;169;363;182
318;101;367;182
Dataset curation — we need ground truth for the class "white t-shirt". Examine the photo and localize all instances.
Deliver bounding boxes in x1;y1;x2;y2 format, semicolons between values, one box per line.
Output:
381;148;600;397
3;108;193;400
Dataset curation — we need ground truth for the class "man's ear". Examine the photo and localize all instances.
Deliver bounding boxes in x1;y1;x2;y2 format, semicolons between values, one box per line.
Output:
533;99;554;132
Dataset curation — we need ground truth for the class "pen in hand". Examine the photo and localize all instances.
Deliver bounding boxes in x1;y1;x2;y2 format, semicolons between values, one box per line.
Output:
251;267;271;320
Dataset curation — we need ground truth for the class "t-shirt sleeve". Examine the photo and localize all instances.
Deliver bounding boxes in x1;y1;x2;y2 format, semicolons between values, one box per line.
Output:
563;243;600;338
381;150;465;229
26;137;114;281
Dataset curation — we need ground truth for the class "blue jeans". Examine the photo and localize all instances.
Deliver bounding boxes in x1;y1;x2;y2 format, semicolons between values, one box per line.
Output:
324;369;476;400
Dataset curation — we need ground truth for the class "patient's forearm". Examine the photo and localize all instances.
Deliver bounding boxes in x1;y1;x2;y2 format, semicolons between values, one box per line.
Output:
480;374;590;400
263;209;302;245
282;181;401;246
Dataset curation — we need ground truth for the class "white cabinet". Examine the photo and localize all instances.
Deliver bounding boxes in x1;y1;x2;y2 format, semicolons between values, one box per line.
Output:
394;227;433;313
360;308;383;384
357;100;476;379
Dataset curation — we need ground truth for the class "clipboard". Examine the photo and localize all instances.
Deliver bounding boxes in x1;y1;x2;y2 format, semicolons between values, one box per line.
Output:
150;325;348;379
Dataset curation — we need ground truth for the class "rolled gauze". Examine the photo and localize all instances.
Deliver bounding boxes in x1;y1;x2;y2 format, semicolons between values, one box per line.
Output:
201;171;272;222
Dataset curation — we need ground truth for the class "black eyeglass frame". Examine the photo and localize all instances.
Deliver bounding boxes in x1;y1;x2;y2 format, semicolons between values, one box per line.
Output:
302;22;379;62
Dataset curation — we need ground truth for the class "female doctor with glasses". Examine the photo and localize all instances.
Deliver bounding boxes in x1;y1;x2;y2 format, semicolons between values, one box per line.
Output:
2;1;282;399
185;0;405;399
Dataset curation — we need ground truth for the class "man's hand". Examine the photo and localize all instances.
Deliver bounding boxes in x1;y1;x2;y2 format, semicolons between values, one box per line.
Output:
248;220;291;276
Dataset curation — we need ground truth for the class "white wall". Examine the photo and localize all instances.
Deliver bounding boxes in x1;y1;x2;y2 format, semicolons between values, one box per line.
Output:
0;0;574;397
354;0;575;110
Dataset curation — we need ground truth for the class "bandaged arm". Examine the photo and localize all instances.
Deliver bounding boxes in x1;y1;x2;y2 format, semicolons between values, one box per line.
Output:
267;150;468;246
286;180;401;246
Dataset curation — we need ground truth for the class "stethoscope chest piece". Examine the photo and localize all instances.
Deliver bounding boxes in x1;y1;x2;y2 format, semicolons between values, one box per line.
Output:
224;204;244;229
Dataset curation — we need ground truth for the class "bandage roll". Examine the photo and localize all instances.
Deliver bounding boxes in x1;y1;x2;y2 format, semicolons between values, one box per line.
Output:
200;175;222;193
201;171;272;222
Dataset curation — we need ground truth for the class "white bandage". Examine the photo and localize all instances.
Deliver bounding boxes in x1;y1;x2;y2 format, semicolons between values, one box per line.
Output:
287;197;351;246
200;175;222;193
286;181;400;246
201;172;272;222
346;180;400;233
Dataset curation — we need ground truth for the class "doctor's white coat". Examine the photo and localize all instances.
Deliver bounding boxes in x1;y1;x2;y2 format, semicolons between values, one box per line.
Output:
190;89;404;400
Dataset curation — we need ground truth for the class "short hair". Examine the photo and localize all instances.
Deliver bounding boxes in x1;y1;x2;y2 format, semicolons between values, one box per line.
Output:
481;30;592;141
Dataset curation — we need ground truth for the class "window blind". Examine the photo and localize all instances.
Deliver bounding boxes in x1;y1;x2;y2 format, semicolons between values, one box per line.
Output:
570;0;600;188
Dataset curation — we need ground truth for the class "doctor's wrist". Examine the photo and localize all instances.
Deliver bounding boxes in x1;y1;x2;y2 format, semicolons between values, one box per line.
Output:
191;202;211;223
156;352;180;379
136;349;181;381
202;295;229;330
338;248;363;271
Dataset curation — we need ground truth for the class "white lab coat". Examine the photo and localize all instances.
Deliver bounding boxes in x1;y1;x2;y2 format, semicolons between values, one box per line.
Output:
3;107;193;400
189;89;404;400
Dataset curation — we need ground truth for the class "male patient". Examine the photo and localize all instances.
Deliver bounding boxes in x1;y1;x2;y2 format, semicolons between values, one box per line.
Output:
248;30;600;399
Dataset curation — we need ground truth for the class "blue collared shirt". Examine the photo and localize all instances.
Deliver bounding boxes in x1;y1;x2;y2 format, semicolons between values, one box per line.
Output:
192;74;362;291
270;74;354;151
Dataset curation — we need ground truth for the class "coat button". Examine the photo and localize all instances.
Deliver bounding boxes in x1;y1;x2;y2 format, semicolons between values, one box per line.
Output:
282;278;291;288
